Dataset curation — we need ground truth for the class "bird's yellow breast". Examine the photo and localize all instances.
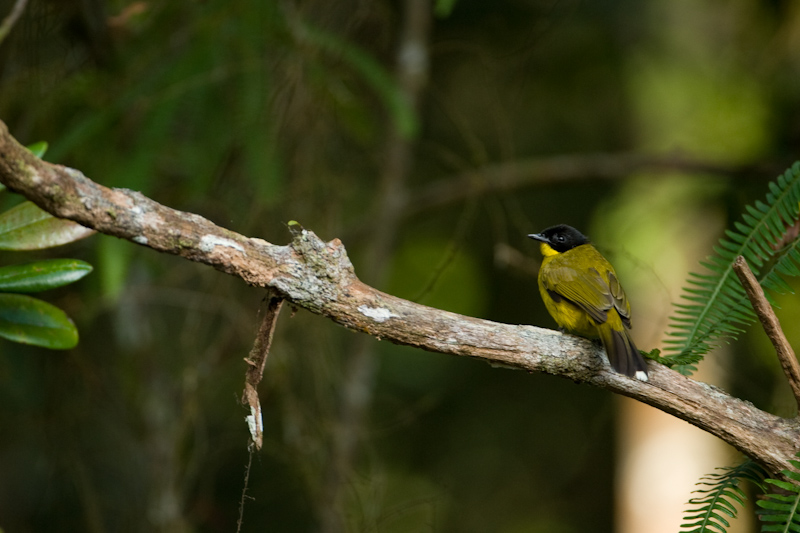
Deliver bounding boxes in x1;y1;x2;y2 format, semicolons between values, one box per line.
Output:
537;274;598;336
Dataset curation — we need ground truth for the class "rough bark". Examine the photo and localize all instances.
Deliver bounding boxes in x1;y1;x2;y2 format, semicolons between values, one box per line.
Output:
0;119;798;475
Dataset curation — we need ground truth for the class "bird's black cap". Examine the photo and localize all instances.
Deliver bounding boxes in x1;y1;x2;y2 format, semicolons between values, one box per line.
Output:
528;224;590;253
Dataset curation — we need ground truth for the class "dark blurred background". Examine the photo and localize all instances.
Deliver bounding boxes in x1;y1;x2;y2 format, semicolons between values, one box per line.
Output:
0;0;799;531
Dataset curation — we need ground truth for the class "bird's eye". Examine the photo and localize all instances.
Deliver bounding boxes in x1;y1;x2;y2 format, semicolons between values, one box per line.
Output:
555;235;565;243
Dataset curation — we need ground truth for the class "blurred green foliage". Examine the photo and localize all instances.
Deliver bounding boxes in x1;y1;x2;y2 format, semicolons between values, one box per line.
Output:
0;0;799;532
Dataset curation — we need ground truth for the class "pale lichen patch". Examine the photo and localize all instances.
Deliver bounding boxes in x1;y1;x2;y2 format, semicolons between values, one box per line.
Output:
200;234;245;253
358;305;398;323
245;404;263;448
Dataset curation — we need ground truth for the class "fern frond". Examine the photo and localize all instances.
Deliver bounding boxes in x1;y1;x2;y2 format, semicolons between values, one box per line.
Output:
661;162;800;374
757;453;800;532
760;237;800;299
643;347;704;370
680;459;766;533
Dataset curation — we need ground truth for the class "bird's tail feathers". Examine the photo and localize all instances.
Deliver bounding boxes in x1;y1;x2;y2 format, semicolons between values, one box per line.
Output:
598;325;648;382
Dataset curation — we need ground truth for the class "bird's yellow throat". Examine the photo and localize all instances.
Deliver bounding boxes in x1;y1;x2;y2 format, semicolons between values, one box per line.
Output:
539;242;559;257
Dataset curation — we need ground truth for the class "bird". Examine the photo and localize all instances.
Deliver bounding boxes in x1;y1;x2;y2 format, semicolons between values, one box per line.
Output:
528;224;648;381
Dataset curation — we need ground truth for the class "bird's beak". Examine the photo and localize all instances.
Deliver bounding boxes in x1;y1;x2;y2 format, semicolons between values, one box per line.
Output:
528;233;547;243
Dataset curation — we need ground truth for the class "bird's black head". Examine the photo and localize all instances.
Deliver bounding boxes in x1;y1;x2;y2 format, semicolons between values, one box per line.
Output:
528;224;590;253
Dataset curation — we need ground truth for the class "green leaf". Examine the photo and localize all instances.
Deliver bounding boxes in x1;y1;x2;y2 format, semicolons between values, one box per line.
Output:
765;479;800;492
287;220;306;238
25;141;49;159
0;293;78;349
0;201;94;250
0;259;93;293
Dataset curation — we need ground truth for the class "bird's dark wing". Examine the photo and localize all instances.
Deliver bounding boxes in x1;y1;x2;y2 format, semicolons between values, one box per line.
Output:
540;264;613;325
607;271;632;328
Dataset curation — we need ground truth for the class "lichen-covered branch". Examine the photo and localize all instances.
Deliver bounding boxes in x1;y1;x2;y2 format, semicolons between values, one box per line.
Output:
242;292;284;450
0;119;798;474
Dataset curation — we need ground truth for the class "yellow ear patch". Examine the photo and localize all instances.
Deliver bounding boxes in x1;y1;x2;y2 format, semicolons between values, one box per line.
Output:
539;242;560;257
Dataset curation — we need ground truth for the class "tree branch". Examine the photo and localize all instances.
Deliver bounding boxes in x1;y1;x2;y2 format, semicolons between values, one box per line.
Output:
0;0;28;46
0;120;798;474
733;255;800;412
404;153;784;217
242;292;284;450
